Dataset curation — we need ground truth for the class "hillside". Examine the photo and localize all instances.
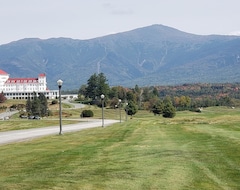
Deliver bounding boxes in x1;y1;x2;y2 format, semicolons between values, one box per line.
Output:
0;24;240;90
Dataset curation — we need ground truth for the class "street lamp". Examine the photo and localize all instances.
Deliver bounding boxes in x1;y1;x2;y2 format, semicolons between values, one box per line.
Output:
125;102;128;121
100;94;105;127
57;79;63;135
119;99;122;123
115;104;118;119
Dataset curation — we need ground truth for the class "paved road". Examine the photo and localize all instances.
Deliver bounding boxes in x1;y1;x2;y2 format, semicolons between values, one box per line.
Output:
62;99;85;109
0;110;18;120
0;119;118;145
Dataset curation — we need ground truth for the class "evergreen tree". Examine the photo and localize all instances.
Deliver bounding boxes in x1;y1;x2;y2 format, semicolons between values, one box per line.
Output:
162;97;176;118
152;100;164;115
86;73;98;99
109;86;118;99
126;91;137;103
26;96;32;115
31;93;41;116
85;73;110;100
126;101;138;116
26;93;49;117
39;93;48;116
97;73;109;96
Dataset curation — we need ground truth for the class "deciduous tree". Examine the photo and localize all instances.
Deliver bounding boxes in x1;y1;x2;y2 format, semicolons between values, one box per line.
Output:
0;91;7;103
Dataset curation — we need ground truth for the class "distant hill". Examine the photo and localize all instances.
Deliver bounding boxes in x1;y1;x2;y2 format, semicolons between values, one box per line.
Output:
0;24;240;90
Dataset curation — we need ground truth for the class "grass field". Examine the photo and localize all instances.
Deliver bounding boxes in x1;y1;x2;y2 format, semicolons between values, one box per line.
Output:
0;106;240;189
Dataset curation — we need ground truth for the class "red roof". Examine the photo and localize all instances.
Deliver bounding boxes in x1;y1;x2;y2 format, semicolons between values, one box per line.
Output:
38;73;46;77
0;70;9;75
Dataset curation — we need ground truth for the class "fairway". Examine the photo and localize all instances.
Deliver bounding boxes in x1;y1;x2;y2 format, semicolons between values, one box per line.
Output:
0;107;240;189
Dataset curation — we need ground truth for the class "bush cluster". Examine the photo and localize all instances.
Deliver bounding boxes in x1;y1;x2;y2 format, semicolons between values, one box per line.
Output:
51;100;58;105
81;110;94;117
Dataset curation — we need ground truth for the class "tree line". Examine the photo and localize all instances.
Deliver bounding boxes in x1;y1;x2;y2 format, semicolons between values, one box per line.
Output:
2;73;237;119
78;73;176;118
78;73;240;118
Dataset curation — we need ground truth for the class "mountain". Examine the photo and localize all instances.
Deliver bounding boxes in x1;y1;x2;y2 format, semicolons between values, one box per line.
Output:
0;24;240;90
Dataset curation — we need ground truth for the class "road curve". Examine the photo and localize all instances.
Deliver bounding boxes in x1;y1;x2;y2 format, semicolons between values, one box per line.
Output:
0;119;118;145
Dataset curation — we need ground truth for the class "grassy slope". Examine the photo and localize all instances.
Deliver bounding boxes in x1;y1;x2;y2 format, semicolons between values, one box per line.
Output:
0;107;240;189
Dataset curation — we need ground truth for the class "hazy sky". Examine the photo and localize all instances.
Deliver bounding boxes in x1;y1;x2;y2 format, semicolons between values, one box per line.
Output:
1;0;240;45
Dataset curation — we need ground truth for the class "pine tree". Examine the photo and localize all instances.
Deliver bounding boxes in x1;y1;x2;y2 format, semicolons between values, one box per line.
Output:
86;73;98;99
38;93;48;116
26;93;49;117
85;73;110;100
126;101;138;116
26;96;32;115
162;97;176;118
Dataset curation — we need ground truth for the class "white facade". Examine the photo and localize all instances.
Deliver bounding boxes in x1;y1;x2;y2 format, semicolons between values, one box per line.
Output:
0;70;58;99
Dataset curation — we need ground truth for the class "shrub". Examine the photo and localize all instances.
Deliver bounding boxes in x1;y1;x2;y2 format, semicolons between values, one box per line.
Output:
81;110;94;117
162;102;176;118
48;110;53;116
51;100;58;105
10;104;17;111
0;106;7;110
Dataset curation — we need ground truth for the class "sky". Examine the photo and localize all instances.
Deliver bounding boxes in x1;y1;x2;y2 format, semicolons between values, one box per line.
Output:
1;0;240;45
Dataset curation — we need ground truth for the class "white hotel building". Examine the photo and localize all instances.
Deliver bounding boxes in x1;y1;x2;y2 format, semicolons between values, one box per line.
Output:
0;69;58;99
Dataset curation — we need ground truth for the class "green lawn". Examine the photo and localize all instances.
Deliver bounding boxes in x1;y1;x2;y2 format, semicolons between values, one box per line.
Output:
0;107;240;189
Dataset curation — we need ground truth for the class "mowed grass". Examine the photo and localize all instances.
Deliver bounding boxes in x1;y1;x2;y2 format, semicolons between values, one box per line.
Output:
0;107;240;189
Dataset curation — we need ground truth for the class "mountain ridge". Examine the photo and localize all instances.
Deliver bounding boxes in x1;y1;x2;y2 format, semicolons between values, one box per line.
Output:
0;24;240;90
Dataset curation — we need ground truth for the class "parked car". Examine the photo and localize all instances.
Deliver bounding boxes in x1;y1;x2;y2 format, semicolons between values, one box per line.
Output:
20;115;28;119
28;116;35;119
28;116;41;120
34;116;41;120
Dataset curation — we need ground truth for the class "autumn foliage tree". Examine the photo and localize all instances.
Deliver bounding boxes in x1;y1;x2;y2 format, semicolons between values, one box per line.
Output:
0;91;7;103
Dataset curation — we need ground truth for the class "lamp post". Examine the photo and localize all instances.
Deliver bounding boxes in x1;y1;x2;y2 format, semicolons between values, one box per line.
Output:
100;94;105;127
115;104;118;119
125;102;128;121
57;79;63;135
119;99;122;123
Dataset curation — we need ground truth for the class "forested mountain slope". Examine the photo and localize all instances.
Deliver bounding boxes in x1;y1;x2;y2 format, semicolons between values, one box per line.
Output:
0;24;240;89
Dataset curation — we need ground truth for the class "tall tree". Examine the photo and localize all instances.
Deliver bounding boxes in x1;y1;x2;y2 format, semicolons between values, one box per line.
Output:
109;86;118;99
97;73;109;97
126;91;137;103
26;96;32;114
38;93;48;116
85;73;99;99
85;73;110;100
31;93;41;116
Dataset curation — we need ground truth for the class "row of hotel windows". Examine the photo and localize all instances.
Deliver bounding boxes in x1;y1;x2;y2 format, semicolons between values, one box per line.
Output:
3;88;46;91
5;92;50;96
7;80;38;83
4;92;58;100
4;83;45;87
